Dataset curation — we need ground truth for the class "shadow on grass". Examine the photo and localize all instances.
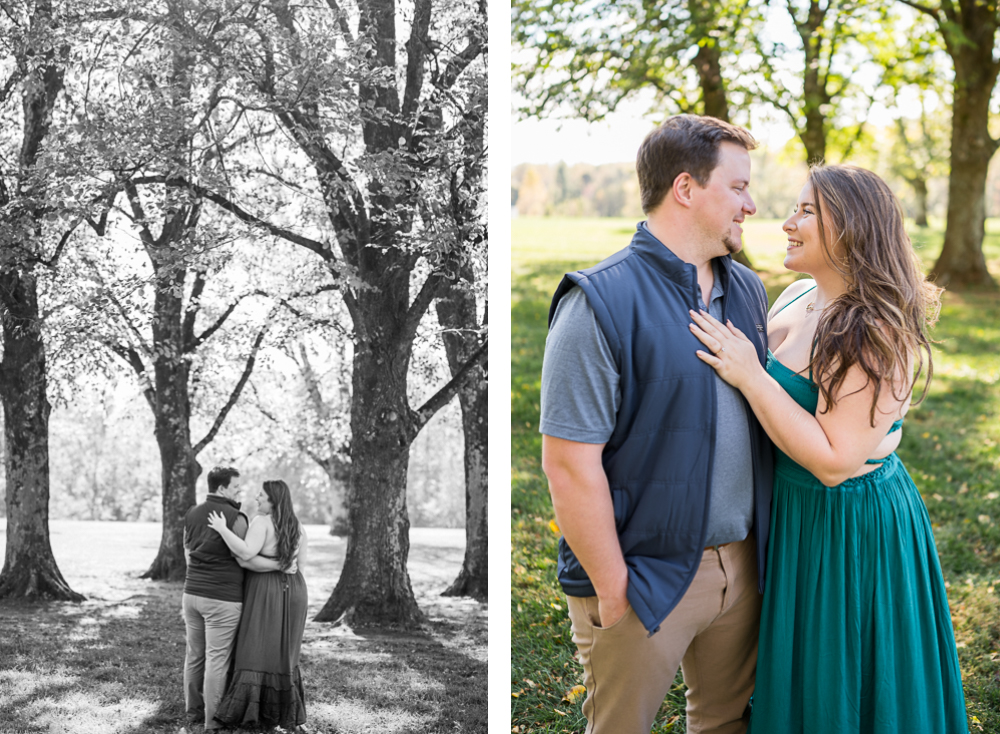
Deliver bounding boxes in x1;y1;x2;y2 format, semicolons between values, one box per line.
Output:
0;584;485;734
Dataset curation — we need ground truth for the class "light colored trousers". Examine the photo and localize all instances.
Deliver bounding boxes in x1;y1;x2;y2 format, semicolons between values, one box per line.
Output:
566;534;762;734
182;593;242;730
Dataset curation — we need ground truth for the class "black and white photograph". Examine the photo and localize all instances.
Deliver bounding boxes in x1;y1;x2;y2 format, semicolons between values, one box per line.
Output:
0;0;488;731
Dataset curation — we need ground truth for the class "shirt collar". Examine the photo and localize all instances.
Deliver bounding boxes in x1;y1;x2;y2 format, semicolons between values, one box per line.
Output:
207;493;241;511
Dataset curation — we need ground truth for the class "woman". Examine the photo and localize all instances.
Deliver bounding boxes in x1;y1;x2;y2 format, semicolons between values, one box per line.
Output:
688;164;967;732
207;479;309;730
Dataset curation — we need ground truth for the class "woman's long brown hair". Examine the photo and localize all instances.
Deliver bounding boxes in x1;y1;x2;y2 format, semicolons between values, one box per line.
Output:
263;480;302;571
808;164;942;426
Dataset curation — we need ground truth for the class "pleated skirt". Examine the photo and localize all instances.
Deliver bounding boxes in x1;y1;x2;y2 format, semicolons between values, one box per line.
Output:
214;569;309;728
748;452;967;734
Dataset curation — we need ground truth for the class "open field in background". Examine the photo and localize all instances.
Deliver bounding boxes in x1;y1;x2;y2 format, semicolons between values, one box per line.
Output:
512;217;1000;733
0;521;487;734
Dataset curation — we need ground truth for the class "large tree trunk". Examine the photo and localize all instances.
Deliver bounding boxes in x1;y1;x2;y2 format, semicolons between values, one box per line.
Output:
931;63;999;288
0;0;82;601
142;271;201;580
911;177;929;228
436;282;487;601
314;277;422;626
0;270;84;601
686;0;757;271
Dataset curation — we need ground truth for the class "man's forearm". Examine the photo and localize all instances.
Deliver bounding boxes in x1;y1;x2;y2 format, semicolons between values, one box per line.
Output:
543;439;628;604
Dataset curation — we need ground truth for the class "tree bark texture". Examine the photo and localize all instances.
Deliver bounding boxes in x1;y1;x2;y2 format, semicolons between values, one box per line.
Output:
798;8;829;166
436;280;487;601
692;42;729;123
0;270;85;601
930;10;1000;289
142;269;201;580
911;177;929;228
0;0;83;601
314;266;423;626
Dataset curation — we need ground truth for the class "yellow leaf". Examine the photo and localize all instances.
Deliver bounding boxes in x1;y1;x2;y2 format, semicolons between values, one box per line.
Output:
548;519;561;535
972;716;981;724
553;708;567;717
511;692;519;698
562;684;587;703
922;432;930;439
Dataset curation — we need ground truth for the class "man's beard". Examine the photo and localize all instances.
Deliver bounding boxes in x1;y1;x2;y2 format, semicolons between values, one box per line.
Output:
723;232;742;254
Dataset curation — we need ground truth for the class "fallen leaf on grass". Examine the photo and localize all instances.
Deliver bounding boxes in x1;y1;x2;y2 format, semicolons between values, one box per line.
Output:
553;708;567;716
562;684;587;703
549;519;561;535
524;678;537;688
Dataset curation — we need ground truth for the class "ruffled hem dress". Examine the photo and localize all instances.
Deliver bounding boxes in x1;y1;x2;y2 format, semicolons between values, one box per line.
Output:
747;350;967;734
214;565;309;728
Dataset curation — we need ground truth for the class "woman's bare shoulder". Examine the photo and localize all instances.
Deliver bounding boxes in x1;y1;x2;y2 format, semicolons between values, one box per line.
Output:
767;278;817;321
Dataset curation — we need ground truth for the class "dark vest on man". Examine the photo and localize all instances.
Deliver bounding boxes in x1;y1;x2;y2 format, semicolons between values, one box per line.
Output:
548;223;774;634
184;494;246;603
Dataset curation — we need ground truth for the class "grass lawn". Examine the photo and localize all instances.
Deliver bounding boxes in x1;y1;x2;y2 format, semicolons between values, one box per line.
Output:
512;216;1000;733
0;520;487;734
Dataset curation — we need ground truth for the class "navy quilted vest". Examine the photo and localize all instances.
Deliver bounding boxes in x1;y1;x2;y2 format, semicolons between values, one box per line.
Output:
548;223;774;634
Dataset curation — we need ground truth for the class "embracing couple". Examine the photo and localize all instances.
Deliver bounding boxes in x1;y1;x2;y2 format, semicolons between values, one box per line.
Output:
540;115;968;733
182;466;310;731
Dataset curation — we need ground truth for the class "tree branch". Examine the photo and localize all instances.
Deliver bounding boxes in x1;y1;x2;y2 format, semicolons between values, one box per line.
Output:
191;288;268;351
193;317;271;455
896;0;941;21
182;268;207;351
36;219;81;268
107;342;156;410
402;270;447;348
402;0;433;120
322;0;355;43
123;179;156;247
130;175;337;267
411;337;486;432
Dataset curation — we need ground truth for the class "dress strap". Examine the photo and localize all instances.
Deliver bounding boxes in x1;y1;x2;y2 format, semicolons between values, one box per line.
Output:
774;283;817;315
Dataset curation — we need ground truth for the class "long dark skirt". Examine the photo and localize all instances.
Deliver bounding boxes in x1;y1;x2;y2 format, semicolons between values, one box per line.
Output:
214;570;308;728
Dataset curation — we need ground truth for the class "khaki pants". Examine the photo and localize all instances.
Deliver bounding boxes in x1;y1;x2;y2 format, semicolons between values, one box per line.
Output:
182;593;242;730
567;535;761;734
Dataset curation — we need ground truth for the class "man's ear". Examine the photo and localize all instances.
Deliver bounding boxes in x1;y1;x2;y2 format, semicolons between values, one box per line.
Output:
672;172;695;208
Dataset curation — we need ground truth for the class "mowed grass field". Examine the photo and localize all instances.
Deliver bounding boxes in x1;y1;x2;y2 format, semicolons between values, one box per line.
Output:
512;216;1000;733
0;520;487;734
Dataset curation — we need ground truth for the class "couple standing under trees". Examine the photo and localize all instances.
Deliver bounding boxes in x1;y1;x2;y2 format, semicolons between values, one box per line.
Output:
540;115;968;732
182;466;309;731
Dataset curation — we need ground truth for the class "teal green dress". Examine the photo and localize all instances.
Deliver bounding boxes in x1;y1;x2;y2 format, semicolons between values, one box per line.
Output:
748;347;968;733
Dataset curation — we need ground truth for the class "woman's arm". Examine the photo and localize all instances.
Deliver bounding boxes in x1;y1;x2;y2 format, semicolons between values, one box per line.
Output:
296;525;308;572
207;512;269;561
237;555;298;573
689;309;908;486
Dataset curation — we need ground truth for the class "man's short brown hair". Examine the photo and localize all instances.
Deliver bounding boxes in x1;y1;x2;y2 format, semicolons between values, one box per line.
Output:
636;115;758;214
207;466;240;493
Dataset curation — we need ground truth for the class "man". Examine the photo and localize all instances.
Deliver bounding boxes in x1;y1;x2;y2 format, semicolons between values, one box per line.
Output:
540;115;774;734
182;466;285;730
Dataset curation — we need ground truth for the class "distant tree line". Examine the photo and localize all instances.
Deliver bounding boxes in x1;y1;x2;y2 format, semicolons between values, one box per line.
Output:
513;129;1000;225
